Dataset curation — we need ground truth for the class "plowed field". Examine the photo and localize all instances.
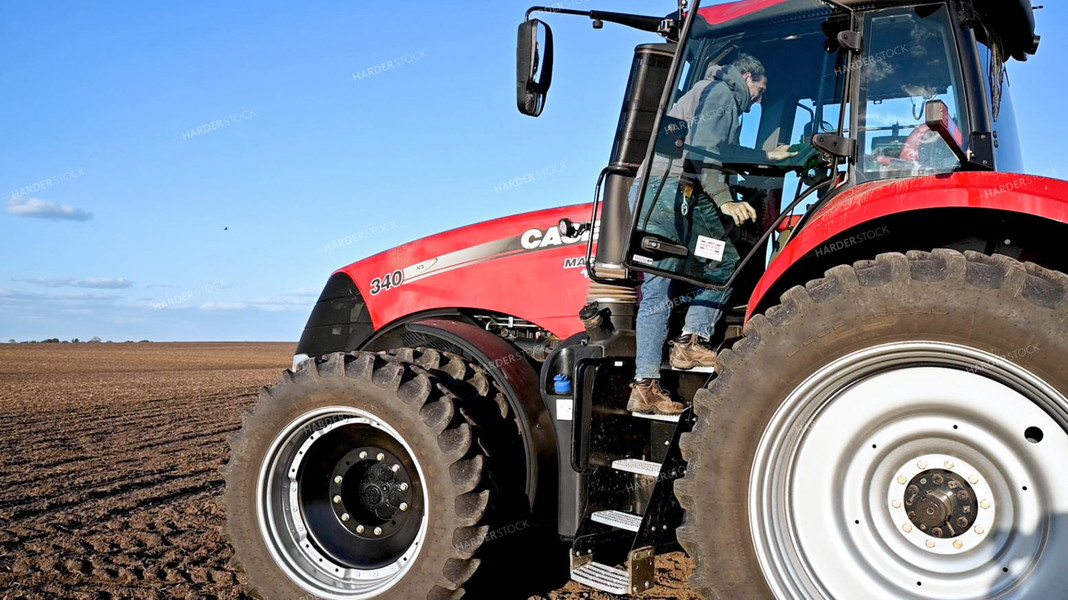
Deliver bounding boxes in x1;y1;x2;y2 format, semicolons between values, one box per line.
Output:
0;343;696;600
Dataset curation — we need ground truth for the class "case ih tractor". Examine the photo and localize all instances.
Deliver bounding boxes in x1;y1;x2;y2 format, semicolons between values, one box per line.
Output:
223;1;1068;598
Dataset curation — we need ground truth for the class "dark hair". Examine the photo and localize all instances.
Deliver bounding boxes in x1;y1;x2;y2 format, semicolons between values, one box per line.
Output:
732;54;766;80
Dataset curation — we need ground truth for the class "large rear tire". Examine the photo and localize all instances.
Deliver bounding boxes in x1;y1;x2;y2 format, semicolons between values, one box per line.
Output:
675;250;1068;599
223;350;510;600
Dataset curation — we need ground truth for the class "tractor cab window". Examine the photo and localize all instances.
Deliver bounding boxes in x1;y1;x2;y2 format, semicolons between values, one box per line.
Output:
857;5;970;182
628;11;847;289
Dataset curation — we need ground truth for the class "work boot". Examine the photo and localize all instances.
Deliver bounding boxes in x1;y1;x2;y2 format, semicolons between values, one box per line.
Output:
627;379;685;415
669;333;718;370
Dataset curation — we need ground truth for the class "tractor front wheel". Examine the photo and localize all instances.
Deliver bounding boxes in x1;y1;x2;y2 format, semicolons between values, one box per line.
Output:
676;250;1068;599
223;351;500;600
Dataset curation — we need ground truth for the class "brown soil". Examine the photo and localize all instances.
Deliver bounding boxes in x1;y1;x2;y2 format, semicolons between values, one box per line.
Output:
0;343;696;600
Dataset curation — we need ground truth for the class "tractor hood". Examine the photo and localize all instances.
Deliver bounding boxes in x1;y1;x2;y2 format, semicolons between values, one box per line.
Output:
297;204;598;358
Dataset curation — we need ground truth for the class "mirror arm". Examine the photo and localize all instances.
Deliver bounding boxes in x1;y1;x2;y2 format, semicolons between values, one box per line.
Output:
925;100;995;170
524;6;665;33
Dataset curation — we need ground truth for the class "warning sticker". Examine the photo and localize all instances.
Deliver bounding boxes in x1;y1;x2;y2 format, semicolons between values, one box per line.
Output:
694;236;726;261
632;254;655;265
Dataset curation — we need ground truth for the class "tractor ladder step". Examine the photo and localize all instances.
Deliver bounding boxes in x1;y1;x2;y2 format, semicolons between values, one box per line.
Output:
571;547;655;596
591;509;643;532
629;411;681;423
571;562;631;595
662;363;716;373
611;458;662;477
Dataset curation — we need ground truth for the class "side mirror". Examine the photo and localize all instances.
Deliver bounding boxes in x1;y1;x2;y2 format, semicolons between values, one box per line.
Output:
517;19;554;117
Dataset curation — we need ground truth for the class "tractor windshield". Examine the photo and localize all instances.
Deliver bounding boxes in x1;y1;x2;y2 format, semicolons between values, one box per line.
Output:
629;3;971;290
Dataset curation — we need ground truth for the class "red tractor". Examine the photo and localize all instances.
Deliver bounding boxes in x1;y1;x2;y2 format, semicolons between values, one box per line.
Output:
223;1;1068;598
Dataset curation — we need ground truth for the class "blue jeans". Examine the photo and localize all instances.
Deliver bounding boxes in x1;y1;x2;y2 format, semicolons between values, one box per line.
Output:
631;177;734;379
635;274;731;379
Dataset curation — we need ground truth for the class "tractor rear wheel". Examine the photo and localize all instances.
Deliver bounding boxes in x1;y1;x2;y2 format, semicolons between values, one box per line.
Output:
223;350;512;600
675;250;1068;599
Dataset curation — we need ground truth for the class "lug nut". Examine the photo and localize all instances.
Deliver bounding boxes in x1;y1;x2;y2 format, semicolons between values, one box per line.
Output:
926;540;936;549
359;451;368;459
356;525;365;534
400;482;409;491
892;500;902;509
399;502;408;512
374;527;383;536
898;476;908;485
334;475;343;484
377;453;385;461
981;500;991;510
969;475;979;484
944;460;955;469
333;495;342;504
975;526;985;535
903;524;913;533
341;513;350;522
917;460;928;469
392;464;400;473
953;540;964;549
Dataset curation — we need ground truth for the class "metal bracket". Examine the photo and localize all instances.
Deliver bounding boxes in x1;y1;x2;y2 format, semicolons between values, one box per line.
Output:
837;30;863;52
570;550;593;571
968;131;996;170
627;546;656;594
811;133;856;159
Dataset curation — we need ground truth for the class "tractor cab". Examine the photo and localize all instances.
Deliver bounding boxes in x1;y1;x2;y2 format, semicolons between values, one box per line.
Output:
625;0;1032;296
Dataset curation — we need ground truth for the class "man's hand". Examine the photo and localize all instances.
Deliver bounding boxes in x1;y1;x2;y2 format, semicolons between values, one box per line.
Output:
767;144;798;162
721;201;757;226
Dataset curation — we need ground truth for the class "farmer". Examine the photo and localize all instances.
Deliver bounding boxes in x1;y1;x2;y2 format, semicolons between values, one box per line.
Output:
628;53;794;415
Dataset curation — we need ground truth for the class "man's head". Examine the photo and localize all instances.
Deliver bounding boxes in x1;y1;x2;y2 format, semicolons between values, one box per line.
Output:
732;54;767;107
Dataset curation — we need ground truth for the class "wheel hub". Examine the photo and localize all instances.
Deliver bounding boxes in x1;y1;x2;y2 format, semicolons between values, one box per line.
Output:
905;470;974;535
888;454;994;555
331;447;414;537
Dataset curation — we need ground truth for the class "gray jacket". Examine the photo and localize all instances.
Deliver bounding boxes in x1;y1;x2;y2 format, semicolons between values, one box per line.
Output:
687;66;764;206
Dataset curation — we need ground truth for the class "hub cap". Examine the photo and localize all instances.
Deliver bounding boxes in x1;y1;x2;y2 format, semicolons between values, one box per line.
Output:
749;341;1068;599
258;407;429;599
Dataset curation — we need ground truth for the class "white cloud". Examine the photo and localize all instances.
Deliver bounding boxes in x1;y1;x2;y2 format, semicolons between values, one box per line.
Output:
16;277;133;289
4;197;93;221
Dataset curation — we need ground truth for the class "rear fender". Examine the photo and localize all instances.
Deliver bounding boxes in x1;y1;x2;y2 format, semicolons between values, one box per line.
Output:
748;173;1068;318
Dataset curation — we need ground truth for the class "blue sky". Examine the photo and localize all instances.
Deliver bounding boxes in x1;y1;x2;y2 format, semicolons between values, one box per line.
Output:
2;1;1065;342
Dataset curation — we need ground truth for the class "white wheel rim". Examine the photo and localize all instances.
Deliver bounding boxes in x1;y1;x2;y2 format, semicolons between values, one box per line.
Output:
257;406;429;600
750;341;1068;599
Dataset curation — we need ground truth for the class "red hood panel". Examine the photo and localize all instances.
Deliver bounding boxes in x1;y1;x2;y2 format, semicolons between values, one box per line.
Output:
337;204;596;338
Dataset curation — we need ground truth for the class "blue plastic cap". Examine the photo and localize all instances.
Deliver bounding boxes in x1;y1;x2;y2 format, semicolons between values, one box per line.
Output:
553;373;572;394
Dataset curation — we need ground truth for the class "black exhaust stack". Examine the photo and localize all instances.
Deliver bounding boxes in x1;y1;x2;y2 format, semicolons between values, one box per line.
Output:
592;43;676;276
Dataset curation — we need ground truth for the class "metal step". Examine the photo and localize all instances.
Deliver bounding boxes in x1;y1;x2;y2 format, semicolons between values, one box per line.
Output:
630;410;681;423
662;363;716;373
611;458;662;477
571;562;631;595
591;509;643;532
